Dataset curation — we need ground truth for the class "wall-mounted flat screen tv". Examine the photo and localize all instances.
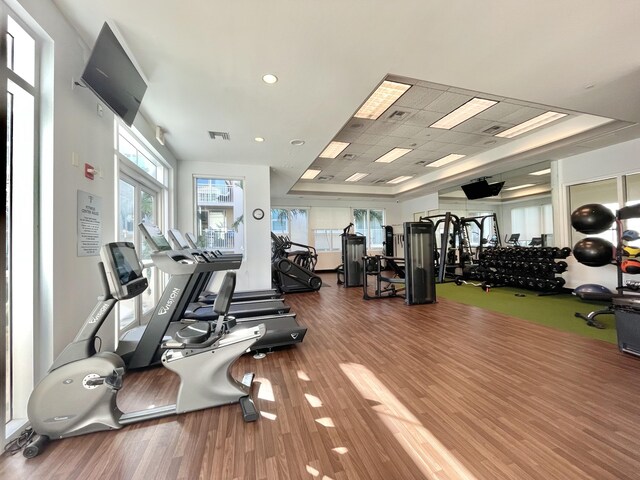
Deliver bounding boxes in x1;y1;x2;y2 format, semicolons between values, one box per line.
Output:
461;180;505;199
81;22;147;126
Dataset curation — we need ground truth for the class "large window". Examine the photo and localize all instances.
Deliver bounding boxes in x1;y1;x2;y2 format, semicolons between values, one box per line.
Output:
194;177;244;253
353;208;385;250
116;123;168;332
3;9;39;438
271;208;309;245
510;204;553;245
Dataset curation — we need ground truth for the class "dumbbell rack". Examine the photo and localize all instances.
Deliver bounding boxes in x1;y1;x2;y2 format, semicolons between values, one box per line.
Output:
473;246;570;294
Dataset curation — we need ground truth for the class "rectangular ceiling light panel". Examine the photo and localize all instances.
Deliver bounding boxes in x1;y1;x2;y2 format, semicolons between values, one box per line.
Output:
426;153;466;168
375;147;412;163
301;169;322;180
430;97;498;130
387;175;413;184
529;168;551;176
504;183;535;191
496;111;567;138
354;80;411;120
319;141;350;158
345;172;369;182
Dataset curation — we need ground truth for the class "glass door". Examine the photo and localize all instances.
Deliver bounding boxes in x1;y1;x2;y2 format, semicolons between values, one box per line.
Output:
117;175;160;333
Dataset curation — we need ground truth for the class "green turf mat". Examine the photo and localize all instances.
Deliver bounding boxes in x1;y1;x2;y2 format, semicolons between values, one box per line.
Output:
436;282;618;344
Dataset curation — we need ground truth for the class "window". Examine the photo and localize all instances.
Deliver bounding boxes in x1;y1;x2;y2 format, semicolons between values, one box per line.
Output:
313;229;342;252
194;177;244;253
271;208;309;245
510;204;553;245
353;208;385;250
116;122;168;332
569;178;618;245
3;9;39;437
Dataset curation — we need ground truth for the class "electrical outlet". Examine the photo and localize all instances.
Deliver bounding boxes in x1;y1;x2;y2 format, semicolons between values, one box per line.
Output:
71;152;79;167
97;103;103;117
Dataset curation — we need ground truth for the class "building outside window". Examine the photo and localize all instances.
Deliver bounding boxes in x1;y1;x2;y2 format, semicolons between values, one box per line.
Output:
194;177;244;254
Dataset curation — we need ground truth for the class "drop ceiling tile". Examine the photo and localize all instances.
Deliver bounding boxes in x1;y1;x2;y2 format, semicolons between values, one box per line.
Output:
404;110;447;128
376;135;405;147
452;117;503;134
394;86;445;110
424;91;472;114
351;133;380;145
366;121;403;135
388;124;424;138
501;106;549;125
475;102;524;122
342;143;374;154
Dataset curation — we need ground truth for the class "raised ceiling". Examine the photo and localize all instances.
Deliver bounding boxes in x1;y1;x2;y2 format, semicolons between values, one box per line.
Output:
50;0;640;201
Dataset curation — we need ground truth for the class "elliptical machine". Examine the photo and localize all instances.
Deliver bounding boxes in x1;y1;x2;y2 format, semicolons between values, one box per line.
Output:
22;242;265;458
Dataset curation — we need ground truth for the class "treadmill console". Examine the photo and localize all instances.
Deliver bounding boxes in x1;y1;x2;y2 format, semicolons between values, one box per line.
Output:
138;221;173;252
100;242;149;300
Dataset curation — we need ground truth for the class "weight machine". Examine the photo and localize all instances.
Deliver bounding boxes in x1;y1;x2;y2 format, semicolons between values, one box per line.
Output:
362;221;436;304
336;223;367;287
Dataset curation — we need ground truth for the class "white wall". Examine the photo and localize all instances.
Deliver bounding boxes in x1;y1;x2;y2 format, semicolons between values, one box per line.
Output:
178;161;272;291
556;137;640;289
15;0;179;375
400;192;439;220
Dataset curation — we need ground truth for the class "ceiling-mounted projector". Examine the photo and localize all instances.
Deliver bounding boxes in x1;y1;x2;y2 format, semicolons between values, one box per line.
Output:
461;179;505;200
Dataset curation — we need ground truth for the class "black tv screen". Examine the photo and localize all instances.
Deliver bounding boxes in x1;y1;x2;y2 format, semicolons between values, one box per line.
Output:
461;180;504;199
81;23;147;126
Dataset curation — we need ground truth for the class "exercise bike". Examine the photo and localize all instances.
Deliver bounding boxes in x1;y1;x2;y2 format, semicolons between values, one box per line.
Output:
23;241;265;458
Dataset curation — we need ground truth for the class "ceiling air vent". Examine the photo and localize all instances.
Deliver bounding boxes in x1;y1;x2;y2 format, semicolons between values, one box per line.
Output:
482;125;507;135
373;179;387;184
317;175;334;181
208;131;231;140
386;110;409;120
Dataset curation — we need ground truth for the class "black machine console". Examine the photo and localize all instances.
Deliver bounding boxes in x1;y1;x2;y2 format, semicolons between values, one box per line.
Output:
100;242;148;300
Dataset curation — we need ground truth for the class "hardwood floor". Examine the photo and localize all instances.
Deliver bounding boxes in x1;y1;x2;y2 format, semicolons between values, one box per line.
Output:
3;273;640;479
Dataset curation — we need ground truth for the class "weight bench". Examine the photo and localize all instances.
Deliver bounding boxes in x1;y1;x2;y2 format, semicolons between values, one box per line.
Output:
363;255;405;300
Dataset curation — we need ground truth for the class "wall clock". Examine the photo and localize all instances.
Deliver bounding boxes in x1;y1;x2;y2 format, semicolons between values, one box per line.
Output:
252;208;265;220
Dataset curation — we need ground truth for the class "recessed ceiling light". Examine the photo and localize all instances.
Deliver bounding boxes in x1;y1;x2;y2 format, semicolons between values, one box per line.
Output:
290;139;305;146
426;153;466;168
430;97;498;130
504;183;535;191
496;111;567;138
354;80;411;120
387;175;413;184
345;172;369;182
262;74;278;84
529;168;551;176
254;137;265;142
375;147;412;163
301;169;321;180
319;141;349;158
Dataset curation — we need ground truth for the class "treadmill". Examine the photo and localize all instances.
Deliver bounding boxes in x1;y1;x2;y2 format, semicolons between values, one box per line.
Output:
178;230;281;303
117;222;244;369
167;230;290;319
169;229;281;303
140;224;306;353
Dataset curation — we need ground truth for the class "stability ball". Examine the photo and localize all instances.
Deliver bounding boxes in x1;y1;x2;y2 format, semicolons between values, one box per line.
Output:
570;204;615;234
573;237;614;267
573;284;612;296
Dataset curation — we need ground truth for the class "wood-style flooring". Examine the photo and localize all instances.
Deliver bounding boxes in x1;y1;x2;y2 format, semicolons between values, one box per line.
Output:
3;273;640;479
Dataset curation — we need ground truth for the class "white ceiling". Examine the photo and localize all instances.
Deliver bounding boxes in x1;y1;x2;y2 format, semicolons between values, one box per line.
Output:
51;0;640;201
